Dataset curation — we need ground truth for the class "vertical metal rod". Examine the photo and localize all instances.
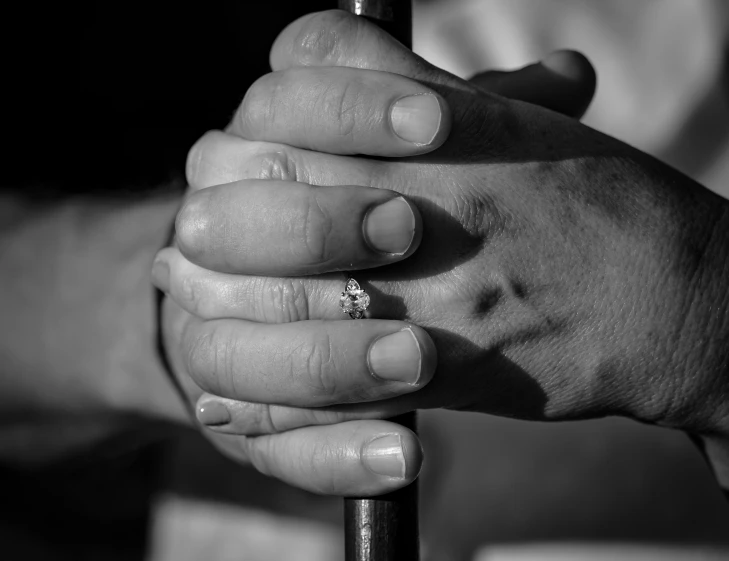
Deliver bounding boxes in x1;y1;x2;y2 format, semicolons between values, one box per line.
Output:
337;2;418;560
338;0;412;48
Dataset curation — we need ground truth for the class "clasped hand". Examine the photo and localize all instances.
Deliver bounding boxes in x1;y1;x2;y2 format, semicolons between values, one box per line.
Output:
153;11;729;495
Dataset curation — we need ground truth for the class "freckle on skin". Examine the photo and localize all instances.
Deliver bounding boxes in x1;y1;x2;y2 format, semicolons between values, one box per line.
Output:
473;287;502;316
511;280;528;299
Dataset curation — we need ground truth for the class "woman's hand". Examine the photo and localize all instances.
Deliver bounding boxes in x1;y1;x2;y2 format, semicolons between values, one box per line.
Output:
154;11;726;495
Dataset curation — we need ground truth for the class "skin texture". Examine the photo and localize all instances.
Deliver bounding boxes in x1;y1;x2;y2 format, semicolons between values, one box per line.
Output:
0;13;594;494
156;13;729;497
164;11;729;496
160;10;729;442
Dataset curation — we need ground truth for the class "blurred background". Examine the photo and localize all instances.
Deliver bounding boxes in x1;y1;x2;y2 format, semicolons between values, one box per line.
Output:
3;1;729;560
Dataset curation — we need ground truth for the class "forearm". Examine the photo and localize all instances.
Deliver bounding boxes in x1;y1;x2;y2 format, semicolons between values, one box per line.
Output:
0;191;189;464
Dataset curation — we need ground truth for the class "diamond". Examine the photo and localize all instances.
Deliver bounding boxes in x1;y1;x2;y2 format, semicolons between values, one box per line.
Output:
340;277;370;319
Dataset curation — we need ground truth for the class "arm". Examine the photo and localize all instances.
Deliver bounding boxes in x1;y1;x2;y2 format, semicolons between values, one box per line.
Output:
0;191;186;465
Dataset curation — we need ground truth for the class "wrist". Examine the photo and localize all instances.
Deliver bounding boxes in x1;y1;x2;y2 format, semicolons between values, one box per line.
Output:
697;199;729;433
672;194;729;435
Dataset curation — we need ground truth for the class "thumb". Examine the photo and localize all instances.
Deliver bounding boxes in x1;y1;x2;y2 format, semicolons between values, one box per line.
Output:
470;50;597;119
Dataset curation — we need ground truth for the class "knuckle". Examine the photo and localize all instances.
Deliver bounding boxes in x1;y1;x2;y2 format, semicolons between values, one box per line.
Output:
177;275;199;310
302;408;350;429
251;144;300;181
447;187;507;243
258;404;280;434
187;130;247;189
311;437;346;471
177;276;216;319
290;332;336;399
293;10;358;65
318;79;363;140
209;325;239;395
297;191;333;264
182;322;214;381
184;323;236;396
257;277;310;323
239;403;278;435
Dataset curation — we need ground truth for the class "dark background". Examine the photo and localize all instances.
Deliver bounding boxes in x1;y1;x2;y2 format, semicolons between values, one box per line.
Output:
2;2;729;560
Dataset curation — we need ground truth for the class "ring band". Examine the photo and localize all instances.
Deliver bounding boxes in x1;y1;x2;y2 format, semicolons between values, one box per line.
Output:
340;277;370;319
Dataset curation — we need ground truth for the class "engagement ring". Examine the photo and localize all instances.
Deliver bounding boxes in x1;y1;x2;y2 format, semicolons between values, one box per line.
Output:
340;277;370;319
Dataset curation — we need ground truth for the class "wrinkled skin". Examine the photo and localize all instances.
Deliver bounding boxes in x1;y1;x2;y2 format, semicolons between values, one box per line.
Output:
157;11;729;495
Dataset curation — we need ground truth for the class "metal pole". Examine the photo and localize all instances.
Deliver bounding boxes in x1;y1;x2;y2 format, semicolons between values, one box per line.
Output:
338;0;412;48
336;3;418;559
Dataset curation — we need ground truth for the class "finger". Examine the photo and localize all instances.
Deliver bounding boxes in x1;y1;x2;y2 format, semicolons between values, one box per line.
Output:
469;50;596;119
230;66;451;157
154;247;336;322
265;10;515;159
180;315;437;407
186;131;383;193
268;10;591;152
205;420;423;496
271;10;447;85
174;179;422;276
271;10;595;117
158;292;424;436
154;247;408;322
195;393;408;435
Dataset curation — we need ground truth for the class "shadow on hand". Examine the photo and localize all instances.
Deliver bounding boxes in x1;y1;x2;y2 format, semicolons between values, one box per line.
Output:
364;195;487;286
421;327;548;421
416;79;624;166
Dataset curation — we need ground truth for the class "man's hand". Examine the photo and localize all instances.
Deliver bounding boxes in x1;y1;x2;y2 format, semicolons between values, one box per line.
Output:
157;11;713;497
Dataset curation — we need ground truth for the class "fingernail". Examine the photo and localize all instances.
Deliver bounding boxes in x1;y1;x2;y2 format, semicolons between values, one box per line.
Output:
364;197;416;255
368;329;422;384
390;94;442;145
151;258;170;292
362;434;406;478
197;400;231;426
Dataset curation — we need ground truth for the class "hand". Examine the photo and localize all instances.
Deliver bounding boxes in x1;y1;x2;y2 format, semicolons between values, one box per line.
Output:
162;11;729;497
